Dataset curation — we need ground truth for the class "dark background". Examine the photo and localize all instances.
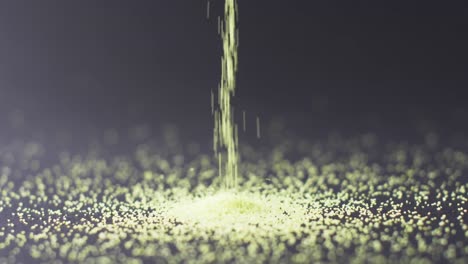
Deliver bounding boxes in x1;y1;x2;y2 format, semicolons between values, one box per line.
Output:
0;0;467;141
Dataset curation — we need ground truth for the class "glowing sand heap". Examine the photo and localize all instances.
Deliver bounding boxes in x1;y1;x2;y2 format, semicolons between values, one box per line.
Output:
1;2;467;263
0;131;468;263
168;191;307;232
213;0;240;189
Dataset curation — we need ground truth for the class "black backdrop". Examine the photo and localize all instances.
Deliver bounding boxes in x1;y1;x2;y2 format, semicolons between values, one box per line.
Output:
0;0;467;140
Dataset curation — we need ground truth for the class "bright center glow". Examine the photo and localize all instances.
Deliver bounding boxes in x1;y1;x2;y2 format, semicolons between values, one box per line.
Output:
168;191;308;232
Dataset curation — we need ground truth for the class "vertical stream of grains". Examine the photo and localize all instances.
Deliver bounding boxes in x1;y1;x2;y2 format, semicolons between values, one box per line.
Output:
213;0;239;189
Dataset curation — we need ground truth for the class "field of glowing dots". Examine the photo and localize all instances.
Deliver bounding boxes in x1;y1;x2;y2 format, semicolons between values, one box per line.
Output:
1;0;468;262
0;126;467;264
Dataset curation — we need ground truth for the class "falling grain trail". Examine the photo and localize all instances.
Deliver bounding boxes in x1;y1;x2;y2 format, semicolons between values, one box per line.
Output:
256;116;261;139
243;110;246;132
211;89;214;115
213;0;239;189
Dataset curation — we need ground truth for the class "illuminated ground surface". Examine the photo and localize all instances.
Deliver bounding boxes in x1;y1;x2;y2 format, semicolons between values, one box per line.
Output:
0;127;467;263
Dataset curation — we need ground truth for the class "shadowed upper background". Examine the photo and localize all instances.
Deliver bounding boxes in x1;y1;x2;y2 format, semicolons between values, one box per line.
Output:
0;0;467;141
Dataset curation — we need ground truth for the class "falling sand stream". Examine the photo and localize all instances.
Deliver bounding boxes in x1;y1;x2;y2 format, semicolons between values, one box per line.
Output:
213;0;240;189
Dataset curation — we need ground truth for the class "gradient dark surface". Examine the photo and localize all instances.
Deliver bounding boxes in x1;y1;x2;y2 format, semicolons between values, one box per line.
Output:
0;0;467;141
